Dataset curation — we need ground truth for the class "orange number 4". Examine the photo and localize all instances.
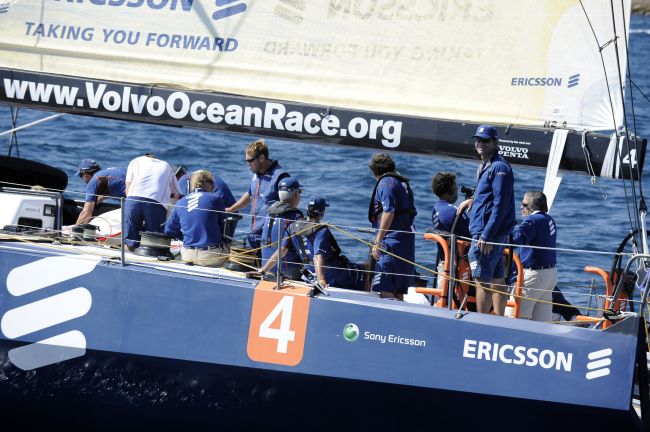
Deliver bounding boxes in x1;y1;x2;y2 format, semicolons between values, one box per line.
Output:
247;282;311;366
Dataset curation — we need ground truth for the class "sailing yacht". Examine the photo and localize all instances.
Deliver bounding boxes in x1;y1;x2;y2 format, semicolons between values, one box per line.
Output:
0;0;648;429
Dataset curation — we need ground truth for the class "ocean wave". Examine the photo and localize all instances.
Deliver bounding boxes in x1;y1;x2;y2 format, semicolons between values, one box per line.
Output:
630;28;650;34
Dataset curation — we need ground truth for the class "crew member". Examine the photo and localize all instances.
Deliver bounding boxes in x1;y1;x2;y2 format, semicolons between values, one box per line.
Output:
259;177;303;279
75;159;126;225
291;196;367;290
368;153;416;300
458;125;515;315
226;139;289;250
511;191;557;321
124;152;181;250
164;170;229;267
431;172;471;252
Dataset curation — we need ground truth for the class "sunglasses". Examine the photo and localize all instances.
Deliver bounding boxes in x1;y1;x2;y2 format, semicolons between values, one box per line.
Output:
475;137;492;144
521;202;532;208
246;155;259;163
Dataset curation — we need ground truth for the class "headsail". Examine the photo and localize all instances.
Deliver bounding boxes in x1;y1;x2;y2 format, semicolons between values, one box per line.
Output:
0;0;644;178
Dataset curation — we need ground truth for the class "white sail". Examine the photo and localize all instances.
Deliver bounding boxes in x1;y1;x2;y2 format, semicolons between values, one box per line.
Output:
0;0;630;131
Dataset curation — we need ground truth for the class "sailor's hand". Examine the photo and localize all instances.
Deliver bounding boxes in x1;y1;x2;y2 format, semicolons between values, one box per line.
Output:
257;267;265;275
457;199;473;214
372;243;382;260
476;238;492;254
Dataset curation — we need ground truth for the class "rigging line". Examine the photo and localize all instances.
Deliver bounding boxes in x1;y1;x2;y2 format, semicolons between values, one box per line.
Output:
620;0;644;197
609;0;641;232
579;0;635;232
581;131;608;199
0;112;65;138
8;107;19;157
631;79;650;106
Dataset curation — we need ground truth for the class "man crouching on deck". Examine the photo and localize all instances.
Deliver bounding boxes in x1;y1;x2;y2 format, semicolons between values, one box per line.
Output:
458;125;515;315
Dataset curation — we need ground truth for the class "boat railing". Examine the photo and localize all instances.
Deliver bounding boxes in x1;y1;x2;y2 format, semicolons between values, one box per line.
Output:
0;183;646;328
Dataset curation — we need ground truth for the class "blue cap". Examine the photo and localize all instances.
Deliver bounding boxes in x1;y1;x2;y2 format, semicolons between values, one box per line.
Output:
308;195;329;215
472;125;498;140
278;177;302;192
76;159;100;176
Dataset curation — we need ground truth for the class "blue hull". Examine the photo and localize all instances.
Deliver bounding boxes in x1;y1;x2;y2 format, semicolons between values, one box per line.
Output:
0;342;642;431
0;242;643;429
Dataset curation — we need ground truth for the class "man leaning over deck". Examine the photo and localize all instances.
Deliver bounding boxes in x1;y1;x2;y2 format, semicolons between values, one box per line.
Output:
511;191;557;321
124;152;181;251
457;125;515;315
75;159;126;225
164;170;230;267
226;139;290;252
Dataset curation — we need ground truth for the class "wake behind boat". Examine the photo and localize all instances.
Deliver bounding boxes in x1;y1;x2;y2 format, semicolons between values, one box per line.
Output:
0;0;649;430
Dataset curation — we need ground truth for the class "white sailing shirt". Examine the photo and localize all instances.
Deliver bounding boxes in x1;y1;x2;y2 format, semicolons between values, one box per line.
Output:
126;156;180;205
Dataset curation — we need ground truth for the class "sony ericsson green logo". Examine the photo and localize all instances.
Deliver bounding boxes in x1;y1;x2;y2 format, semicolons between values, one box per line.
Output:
343;323;360;342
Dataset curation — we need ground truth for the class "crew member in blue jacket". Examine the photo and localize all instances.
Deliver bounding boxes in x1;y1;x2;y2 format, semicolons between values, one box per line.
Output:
164;170;229;267
368;153;416;300
511;191;557;321
457;125;515;315
176;165;236;207
431;172;471;290
75;159;126;225
226;139;289;250
431;172;471;254
259;177;303;279
291;196;367;290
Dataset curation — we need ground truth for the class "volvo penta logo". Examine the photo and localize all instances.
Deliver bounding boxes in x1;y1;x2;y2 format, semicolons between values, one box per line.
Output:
586;348;612;380
0;256;100;370
343;323;360;342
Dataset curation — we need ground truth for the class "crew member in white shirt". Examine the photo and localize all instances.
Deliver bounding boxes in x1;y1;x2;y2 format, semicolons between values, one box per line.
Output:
124;152;181;250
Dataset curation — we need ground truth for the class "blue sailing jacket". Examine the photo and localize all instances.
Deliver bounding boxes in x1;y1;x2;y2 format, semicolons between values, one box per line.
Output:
431;199;470;259
164;188;225;248
248;161;289;236
261;202;303;276
84;167;126;202
178;173;236;208
511;212;557;268
468;153;515;242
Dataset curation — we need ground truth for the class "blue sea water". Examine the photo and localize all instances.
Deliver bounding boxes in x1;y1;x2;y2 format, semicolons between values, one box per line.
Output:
2;16;650;309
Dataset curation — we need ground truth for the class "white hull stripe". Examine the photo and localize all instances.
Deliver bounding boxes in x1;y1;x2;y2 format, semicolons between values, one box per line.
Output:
8;330;87;371
1;288;92;339
7;255;101;296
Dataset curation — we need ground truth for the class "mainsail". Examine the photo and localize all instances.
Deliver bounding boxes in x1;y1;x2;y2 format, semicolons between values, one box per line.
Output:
0;0;645;178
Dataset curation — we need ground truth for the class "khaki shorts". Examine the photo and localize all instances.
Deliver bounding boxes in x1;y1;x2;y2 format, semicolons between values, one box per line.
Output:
519;267;557;321
181;244;230;267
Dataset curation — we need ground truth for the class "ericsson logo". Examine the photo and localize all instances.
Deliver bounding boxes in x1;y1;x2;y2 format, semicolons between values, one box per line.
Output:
343;323;360;342
54;0;248;21
212;0;247;21
0;256;101;370
187;192;201;212
510;73;581;88
586;348;612;380
567;74;580;88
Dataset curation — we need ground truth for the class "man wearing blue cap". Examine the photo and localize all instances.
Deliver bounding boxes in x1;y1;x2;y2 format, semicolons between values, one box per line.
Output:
290;196;367;290
458;125;515;315
259;176;303;279
75;159;126;225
